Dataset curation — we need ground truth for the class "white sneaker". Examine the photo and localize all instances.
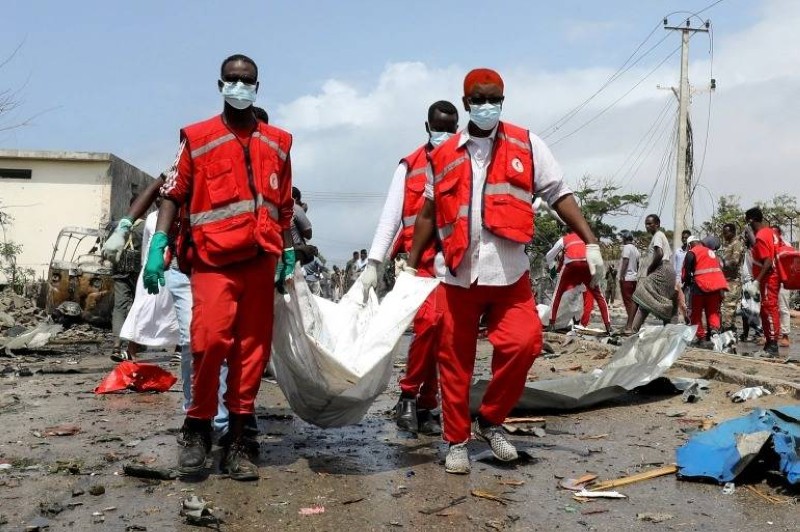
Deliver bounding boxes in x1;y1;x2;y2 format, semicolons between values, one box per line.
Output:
444;443;470;474
472;420;518;462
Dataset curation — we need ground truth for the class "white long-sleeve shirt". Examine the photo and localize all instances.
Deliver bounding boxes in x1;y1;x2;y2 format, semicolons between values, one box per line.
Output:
424;127;571;288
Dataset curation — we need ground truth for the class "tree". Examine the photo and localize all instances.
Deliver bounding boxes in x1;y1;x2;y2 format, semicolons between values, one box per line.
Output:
700;195;744;238
571;175;649;241
0;209;36;293
699;194;799;244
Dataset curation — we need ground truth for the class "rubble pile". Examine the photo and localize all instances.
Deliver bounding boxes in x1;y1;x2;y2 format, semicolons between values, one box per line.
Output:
0;288;47;334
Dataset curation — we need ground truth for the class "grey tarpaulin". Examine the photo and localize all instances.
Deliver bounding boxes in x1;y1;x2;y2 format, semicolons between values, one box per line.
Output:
471;324;695;411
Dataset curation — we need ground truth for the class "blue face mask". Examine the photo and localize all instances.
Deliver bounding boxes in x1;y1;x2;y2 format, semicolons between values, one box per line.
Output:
469;103;502;131
429;131;453;147
221;81;257;109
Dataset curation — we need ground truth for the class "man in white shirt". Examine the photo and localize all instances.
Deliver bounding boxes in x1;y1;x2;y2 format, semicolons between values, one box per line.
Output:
406;68;603;474
673;229;692;323
619;232;640;323
361;100;459;435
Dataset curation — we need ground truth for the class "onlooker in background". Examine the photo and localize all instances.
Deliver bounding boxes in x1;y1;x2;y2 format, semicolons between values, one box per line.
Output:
290;186;317;266
719;223;746;334
110;201;145;362
682;236;728;346
673;229;692;323
619;232;640;324
604;263;617;304
356;249;368;271
772;225;792;347
331;265;344;301
625;214;675;333
739;226;761;342
745;207;781;357
344;251;359;292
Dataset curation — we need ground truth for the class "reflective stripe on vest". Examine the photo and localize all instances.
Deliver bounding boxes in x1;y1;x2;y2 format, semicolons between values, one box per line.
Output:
406;166;427;179
695;267;722;275
434;155;469;183
439;205;469;239
190;133;237;158
484;182;531;203
496;132;531;152
402;214;417;228
253;132;288;161
190;196;279;227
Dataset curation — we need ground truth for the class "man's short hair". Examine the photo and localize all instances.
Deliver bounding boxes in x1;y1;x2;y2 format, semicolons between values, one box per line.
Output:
352;251;359;256
428;100;458;122
360;249;367;254
220;54;258;79
681;229;692;237
745;207;763;222
622;232;634;242
646;214;661;224
723;223;737;234
292;186;301;201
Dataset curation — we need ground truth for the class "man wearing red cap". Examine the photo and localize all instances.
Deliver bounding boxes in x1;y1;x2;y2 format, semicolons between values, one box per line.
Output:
406;68;603;474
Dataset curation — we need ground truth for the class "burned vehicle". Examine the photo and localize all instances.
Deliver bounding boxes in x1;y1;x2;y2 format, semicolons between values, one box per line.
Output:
46;226;114;326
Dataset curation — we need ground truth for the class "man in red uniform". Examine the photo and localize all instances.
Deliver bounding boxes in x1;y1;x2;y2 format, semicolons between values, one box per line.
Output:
143;54;295;480
545;229;612;333
361;101;459;435
406;69;603;474
681;236;728;345
745;207;781;357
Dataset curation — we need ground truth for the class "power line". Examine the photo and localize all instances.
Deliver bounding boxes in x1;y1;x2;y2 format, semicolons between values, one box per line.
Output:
611;96;675;184
620;102;678;189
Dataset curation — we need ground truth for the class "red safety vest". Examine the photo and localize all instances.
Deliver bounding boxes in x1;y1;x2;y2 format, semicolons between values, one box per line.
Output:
688;243;728;292
430;121;535;272
389;145;437;276
181;114;291;268
775;242;800;289
563;232;586;261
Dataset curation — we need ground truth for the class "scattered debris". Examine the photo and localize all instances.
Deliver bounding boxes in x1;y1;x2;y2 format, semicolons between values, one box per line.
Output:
498;479;525;487
574;489;626;499
503;417;546;424
299;506;325;516
39;500;65;517
94;361;177;394
43;424;81;437
730;386;771;403
123;464;178;480
581;508;609;516
590;465;678;491
502;423;546;437
676;406;800;485
637;512;674;523
681;381;707;403
181;496;221;526
470;489;510;505
418;496;467;515
88;484;105;496
341;497;364;505
1;323;63;356
125;439;142;448
722;482;736;495
559;474;598;491
72;487;85;497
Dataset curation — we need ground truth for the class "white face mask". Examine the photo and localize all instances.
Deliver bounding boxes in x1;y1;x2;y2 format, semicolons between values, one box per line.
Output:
221;81;257;109
469;102;502;131
429;131;453;147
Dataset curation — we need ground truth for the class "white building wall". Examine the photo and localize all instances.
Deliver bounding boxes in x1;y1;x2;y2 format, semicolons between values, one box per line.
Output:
1;158;111;277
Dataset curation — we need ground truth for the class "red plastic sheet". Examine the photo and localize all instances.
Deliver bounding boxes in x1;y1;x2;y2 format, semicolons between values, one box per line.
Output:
94;361;177;394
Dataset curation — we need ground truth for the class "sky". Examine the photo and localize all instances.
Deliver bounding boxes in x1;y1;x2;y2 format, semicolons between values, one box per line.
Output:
2;0;798;264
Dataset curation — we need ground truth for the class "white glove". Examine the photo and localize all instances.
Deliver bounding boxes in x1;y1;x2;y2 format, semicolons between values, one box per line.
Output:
102;218;133;262
360;261;379;303
585;243;605;288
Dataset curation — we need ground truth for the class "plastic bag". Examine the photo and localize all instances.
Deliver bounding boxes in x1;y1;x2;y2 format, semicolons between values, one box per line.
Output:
271;269;438;428
95;361;177;394
538;285;585;329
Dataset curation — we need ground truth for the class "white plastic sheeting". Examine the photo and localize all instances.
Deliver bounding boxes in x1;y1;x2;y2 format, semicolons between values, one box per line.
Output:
271;269;438;428
537;285;585;329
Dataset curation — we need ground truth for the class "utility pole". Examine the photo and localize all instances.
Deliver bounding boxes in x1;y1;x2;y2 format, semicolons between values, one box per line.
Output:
664;17;709;252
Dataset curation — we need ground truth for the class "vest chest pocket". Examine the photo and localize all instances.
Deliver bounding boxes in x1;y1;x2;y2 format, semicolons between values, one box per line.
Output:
202;158;240;208
435;177;461;223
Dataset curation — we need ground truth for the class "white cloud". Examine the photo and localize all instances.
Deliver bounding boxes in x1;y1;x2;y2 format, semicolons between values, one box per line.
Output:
276;0;800;264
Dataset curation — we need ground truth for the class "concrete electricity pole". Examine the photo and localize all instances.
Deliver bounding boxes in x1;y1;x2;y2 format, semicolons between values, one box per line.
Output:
664;18;709;252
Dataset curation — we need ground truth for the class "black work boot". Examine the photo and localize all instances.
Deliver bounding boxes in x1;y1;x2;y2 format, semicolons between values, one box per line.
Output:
221;413;260;481
178;417;212;475
764;341;780;358
417;409;442;436
395;395;419;433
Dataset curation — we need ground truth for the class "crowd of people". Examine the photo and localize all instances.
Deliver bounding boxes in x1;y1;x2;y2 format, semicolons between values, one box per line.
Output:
97;54;796;482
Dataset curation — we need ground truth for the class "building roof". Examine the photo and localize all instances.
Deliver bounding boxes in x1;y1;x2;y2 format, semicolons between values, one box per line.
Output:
0;149;112;162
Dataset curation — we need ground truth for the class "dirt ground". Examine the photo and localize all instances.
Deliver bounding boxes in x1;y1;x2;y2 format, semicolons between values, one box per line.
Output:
1;307;799;531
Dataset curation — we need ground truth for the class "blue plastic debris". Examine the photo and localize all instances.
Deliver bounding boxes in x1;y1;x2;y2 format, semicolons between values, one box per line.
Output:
676;406;800;485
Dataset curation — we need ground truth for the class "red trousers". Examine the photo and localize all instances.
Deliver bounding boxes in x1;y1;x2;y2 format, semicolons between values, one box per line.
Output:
188;254;276;420
551;261;610;328
439;274;542;443
689;290;722;339
399;285;443;410
759;275;782;342
581;291;594;326
620;280;637;321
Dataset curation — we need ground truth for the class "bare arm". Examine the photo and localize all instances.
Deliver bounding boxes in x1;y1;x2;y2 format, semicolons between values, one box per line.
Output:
649;247;664;274
155;198;179;234
755;258;773;284
550;194;598;245
301;228;312;240
620;257;629;280
407;199;435;269
126;177;165;221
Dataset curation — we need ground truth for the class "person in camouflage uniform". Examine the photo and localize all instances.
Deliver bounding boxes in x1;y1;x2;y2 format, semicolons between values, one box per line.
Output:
719;223;746;332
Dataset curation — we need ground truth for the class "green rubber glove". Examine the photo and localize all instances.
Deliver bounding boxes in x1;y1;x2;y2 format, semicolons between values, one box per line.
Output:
143;231;169;295
275;247;295;294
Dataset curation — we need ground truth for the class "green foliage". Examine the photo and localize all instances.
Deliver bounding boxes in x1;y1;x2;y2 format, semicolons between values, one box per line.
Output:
572;176;649;241
0;210;36;293
700;195;745;237
701;194;799;243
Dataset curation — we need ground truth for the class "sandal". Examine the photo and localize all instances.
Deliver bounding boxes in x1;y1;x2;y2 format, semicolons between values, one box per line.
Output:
110;350;133;362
